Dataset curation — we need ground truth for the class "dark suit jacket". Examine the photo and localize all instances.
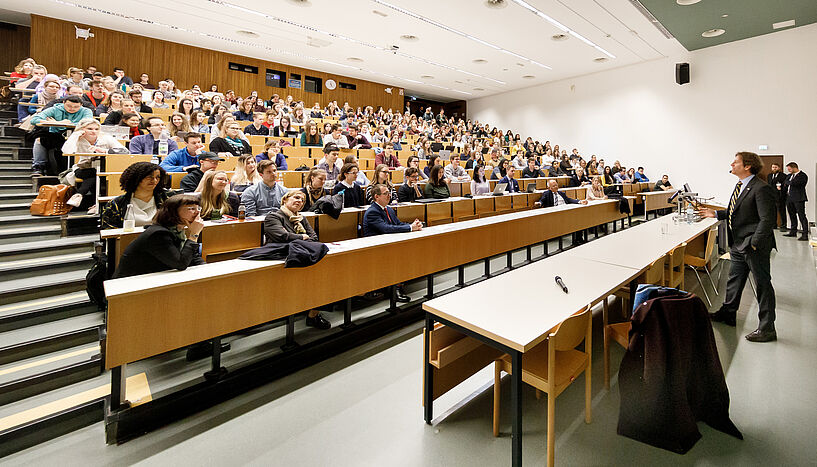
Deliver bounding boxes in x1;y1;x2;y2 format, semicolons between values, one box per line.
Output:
767;172;787;201
784;171;808;203
362;203;411;237
263;209;318;244
112;224;204;278
498;176;519;193
716;176;776;251
569;174;590;187
539;190;578;208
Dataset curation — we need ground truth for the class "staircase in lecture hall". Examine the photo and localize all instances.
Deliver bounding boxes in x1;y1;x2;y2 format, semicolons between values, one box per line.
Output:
0;107;108;458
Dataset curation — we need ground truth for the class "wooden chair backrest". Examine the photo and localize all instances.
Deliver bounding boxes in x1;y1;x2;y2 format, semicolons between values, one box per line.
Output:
640;256;665;285
704;228;718;263
550;306;591;352
669;242;687;269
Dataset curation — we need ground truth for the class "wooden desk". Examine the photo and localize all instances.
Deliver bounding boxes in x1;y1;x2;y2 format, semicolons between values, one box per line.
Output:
394;203;426;224
452;198;476;222
426;201;453;226
315;208;365;242
423;255;641;467
474;196;495;218
639;190;678;220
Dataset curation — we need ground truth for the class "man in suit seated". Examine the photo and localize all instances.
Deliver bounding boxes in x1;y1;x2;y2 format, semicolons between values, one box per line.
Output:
783;161;809;240
538;179;589;245
363;184;423;302
498;166;520;193
569;167;590;187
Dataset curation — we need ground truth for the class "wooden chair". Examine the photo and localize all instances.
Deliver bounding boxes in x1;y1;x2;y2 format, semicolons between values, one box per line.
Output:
684;228;718;306
604;256;665;389
663;242;687;289
493;306;592;467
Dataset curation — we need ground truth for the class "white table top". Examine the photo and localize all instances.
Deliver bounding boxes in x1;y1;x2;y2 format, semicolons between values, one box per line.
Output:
423;255;640;353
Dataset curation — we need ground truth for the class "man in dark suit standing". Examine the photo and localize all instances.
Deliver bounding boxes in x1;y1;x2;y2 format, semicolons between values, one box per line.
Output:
782;161;809;241
767;163;787;230
700;152;778;342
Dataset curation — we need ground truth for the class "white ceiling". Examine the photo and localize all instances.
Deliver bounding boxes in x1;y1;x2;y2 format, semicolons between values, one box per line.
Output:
2;0;686;102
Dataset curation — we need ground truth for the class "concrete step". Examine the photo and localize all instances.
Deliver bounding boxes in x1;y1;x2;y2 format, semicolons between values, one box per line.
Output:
0;167;30;175
0;343;100;387
0;175;34;184
0;193;37;206
0;224;62;245
0;270;88;304
0;252;94;281
0;214;60;229
0;184;34;195
0;235;96;262
0;160;29;169
0;292;96;333
0;203;35;217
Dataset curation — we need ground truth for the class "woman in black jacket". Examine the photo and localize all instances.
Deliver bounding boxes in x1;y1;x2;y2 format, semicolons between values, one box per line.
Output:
332;163;366;208
100;162;173;230
209;121;251;158
112;194;205;278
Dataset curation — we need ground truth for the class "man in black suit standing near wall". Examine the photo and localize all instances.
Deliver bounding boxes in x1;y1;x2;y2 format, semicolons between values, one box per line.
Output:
782;161;809;241
700;152;778;342
767;163;787;230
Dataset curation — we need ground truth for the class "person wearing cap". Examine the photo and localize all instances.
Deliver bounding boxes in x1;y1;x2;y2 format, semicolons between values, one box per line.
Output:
129;116;179;155
160;133;206;172
180;151;223;192
240;160;289;216
374;146;402;169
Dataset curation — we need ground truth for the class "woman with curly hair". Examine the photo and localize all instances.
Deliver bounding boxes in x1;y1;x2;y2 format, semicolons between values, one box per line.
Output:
100;162;172;229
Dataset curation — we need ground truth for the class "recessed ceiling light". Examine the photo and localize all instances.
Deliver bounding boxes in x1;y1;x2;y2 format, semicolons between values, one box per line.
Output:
516;62;525;67
772;19;795;30
721;14;728;18
676;0;701;5
551;34;568;41
701;28;725;37
372;9;388;17
454;80;463;84
522;75;535;79
473;87;485;91
472;59;488;64
593;57;608;63
400;34;419;42
510;0;615;58
420;75;434;79
236;30;259;38
287;0;311;6
346;57;364;62
484;0;508;9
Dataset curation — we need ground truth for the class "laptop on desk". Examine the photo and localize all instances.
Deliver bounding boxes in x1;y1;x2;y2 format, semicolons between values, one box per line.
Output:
430;142;444;152
526;184;537;193
492;183;508;196
415;198;444;204
438;150;451;161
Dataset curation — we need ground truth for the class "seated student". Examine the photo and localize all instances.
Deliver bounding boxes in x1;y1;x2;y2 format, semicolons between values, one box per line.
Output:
498;166;520;193
102;98;141;126
397;167;424;202
444;154;471;183
424;165;450;199
231;154;261;190
81;80;107;110
363;184;423;237
317;143;342;189
301;167;328;210
119;112;147;139
254;139;288;170
190;110;210;134
300;121;323;147
244;112;270;136
95;90;125;118
538;179;589;208
491;159;510;180
62;118;126;211
424;155;442;179
273;115;299;138
195;170;240;220
147;90;168;109
633;166;649;182
390;133;403;151
654;174;673;191
343;154;370;186
112;194;205;278
180;152;223;192
614;167;631;184
166;112;190;144
601;166;616;186
233;99;255;121
407;155;428;181
322;123;349;148
511;150;528;171
210;121;251;158
569;167;591;187
130;116;179;155
366;164;398;204
470;165;491;196
464;149;483;170
29;96;94;176
521;157;545;178
586;175;608;201
346;124;372;149
160;132;204;172
375;145;402;169
25;77;63;120
100;162;172;229
333;163;367;207
240;160;288;216
548;159;565;176
128;89;152;114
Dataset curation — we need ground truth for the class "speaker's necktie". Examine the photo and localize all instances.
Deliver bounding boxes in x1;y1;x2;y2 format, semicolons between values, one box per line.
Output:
728;181;742;229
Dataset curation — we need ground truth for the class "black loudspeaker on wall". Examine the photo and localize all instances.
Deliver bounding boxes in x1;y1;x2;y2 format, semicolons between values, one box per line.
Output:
676;63;690;85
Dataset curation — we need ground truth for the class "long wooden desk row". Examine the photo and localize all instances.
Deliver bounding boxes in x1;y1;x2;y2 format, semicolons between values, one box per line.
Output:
421;216;719;466
102;198;634;370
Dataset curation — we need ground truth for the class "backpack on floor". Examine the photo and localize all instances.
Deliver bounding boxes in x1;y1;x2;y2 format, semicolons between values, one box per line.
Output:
30;184;75;216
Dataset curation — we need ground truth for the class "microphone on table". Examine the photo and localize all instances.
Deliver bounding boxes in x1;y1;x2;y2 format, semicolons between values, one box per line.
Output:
555;276;568;294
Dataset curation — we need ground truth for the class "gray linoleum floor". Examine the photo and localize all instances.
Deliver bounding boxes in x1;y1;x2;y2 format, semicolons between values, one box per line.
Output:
5;230;817;467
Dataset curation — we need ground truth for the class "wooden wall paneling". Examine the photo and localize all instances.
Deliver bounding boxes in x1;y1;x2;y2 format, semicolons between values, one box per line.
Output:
29;15;403;111
0;23;31;74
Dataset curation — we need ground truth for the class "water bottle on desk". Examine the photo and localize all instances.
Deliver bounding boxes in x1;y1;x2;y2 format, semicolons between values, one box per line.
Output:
686;205;694;224
158;130;170;157
123;204;135;232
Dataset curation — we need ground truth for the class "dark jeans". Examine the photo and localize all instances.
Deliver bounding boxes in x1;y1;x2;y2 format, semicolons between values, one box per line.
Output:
74;167;97;210
775;196;787;228
787;200;808;236
721;247;776;332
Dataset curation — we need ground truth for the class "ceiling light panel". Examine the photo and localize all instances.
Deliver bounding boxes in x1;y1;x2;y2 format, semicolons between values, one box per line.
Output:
510;0;616;58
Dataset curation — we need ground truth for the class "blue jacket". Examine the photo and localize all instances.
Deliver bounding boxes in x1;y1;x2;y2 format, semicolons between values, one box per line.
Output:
129;134;179;155
160;147;199;172
255;151;288;170
634;172;650;182
498;176;520;193
362;203;411;237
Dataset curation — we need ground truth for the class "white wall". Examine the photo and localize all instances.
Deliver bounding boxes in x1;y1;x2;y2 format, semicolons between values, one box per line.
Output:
469;23;817;220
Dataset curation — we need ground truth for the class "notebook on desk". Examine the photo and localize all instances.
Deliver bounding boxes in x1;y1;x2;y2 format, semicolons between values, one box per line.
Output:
415;198;444;204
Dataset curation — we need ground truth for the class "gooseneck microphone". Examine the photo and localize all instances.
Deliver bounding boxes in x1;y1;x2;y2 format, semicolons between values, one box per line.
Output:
555;276;569;294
